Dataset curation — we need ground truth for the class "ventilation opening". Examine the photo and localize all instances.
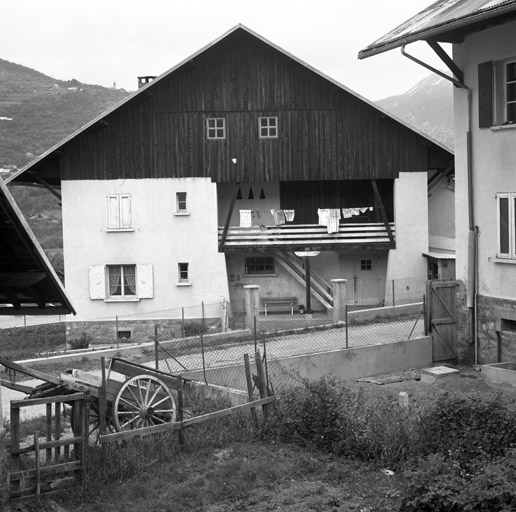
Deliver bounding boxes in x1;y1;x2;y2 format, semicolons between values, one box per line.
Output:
117;330;132;340
501;318;516;332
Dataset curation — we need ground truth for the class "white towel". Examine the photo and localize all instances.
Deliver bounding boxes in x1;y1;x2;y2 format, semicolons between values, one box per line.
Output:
240;209;252;227
327;209;341;233
284;209;295;222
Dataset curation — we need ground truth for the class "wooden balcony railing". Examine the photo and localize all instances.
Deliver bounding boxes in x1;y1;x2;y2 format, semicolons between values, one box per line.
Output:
218;222;395;252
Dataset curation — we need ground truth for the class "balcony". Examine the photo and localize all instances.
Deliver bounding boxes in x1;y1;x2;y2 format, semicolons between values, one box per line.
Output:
218;222;395;252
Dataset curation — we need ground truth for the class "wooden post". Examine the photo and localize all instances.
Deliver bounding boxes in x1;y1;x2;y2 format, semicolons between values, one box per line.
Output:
244;354;258;428
255;350;269;423
305;257;312;314
35;431;41;502
219;181;241;251
99;357;108;454
155;324;159;370
177;386;184;446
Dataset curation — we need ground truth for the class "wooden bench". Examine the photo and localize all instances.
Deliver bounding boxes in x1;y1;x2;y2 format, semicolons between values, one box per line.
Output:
260;297;298;316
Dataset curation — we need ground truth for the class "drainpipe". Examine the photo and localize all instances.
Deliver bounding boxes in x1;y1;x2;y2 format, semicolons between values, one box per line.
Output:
401;45;478;363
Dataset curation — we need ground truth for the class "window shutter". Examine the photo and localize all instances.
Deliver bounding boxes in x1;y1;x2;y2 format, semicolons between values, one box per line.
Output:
107;196;119;229
478;61;493;128
137;264;154;298
120;195;132;228
89;265;106;299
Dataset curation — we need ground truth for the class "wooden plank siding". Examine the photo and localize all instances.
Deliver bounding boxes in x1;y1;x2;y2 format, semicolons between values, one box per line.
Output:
27;27;451;185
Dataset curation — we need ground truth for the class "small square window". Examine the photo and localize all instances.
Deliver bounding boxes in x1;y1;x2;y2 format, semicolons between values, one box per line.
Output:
259;117;278;138
360;259;372;271
178;262;189;282
207;118;226;139
176;192;187;212
501;318;516;332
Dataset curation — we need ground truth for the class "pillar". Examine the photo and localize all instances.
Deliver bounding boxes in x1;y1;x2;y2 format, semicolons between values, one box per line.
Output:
332;278;347;323
244;285;260;332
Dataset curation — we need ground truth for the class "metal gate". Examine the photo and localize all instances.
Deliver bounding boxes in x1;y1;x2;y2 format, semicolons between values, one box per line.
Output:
425;280;457;362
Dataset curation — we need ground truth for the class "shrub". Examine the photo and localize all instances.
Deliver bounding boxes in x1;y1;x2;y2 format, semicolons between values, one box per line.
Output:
68;333;91;350
418;392;516;465
182;321;209;337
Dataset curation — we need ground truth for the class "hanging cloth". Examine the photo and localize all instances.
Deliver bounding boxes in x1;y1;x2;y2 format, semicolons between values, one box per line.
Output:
318;208;329;226
327;208;341;233
270;209;286;226
239;209;252;227
284;209;295;222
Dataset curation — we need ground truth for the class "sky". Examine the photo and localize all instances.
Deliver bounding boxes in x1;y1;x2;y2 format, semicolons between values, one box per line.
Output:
1;0;447;101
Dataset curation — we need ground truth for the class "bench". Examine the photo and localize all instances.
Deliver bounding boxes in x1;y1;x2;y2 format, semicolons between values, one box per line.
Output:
260;297;298;316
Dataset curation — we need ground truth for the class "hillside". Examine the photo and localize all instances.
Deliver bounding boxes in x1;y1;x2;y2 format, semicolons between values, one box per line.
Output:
0;58;130;277
376;74;454;150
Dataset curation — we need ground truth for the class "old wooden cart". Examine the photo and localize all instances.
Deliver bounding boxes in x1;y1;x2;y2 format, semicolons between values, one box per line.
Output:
0;355;183;441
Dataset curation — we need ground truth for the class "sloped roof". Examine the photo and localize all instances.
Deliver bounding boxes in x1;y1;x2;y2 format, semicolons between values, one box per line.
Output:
359;0;516;59
7;24;452;188
0;178;75;315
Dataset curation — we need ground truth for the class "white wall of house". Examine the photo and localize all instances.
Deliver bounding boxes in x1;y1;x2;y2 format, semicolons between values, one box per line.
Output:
62;178;230;321
385;172;429;298
428;177;455;251
454;20;516;300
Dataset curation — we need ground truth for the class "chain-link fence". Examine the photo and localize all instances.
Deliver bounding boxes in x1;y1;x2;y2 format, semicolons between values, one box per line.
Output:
154;295;426;395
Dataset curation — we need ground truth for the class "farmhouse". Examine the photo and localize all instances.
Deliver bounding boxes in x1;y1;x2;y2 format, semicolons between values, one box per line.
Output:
7;25;452;341
360;0;516;363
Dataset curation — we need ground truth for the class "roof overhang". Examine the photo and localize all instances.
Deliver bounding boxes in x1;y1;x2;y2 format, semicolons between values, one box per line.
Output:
0;178;75;315
359;0;516;59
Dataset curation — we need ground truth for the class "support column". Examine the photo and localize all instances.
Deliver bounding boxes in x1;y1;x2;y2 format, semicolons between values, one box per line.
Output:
244;285;260;332
332;278;347;323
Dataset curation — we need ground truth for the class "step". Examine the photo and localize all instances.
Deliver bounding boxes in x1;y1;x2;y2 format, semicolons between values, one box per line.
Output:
420;366;460;384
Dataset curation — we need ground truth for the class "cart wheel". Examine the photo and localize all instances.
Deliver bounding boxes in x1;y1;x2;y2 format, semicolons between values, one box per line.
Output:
113;375;177;431
71;401;115;445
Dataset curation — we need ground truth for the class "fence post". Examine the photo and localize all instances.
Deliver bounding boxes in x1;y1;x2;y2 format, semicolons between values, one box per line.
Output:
181;307;185;338
244;285;260;334
392;279;396;306
220;296;228;332
331;279;347;324
345;305;349;349
154;324;159;370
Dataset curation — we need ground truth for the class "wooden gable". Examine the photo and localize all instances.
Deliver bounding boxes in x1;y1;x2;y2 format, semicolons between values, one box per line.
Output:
12;26;453;186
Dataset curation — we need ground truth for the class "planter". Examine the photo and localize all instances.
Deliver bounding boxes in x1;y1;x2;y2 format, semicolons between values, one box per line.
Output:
481;362;516;388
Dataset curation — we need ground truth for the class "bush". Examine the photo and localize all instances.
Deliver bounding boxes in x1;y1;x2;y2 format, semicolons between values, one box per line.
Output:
68;333;92;350
418;392;516;465
182;321;209;337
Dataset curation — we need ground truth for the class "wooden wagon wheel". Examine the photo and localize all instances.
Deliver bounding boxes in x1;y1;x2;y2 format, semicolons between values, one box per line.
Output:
113;375;177;431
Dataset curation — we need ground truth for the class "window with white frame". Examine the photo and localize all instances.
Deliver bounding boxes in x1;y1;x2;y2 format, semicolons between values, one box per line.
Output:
206;118;225;139
107;194;132;230
176;192;187;213
88;264;154;301
178;262;189;283
479;59;516;127
497;193;516;259
258;116;278;138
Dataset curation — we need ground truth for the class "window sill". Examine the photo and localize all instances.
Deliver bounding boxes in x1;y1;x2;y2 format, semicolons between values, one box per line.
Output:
244;273;278;278
106;228;134;232
177;282;192;287
104;297;140;302
491;257;516;264
174;212;190;216
490;123;516;132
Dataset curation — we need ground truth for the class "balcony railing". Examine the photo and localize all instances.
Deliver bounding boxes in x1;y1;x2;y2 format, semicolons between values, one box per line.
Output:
218;222;395;252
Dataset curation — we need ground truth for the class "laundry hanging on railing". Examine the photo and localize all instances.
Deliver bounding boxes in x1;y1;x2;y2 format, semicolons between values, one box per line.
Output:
318;208;341;233
270;209;286;226
342;206;373;219
284;209;295;222
239;209;253;227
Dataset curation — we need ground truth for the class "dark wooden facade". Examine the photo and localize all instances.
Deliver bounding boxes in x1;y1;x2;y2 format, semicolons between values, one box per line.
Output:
11;26;452;188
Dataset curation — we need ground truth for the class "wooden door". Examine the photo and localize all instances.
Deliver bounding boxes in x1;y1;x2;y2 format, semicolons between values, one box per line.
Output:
340;255;381;306
426;280;457;362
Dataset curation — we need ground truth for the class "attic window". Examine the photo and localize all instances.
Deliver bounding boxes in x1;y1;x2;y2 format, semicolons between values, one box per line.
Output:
259;117;278;138
207;118;226;139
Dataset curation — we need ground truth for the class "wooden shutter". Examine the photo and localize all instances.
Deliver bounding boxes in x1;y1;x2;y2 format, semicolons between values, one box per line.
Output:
120;195;132;228
89;265;106;299
107;195;120;229
478;61;493;128
137;264;154;298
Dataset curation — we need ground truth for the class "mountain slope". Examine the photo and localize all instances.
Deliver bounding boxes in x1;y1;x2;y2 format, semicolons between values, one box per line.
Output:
0;58;129;169
377;74;454;150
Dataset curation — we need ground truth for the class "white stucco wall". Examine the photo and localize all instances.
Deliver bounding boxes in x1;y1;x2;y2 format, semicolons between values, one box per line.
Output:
62;178;230;321
453;20;516;300
386;172;428;291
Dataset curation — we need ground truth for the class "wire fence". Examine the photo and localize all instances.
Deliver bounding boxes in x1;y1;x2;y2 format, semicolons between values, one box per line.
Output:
154;295;426;395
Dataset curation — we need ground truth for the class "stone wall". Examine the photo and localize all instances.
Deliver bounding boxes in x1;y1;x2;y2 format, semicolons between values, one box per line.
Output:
457;282;516;365
66;317;221;347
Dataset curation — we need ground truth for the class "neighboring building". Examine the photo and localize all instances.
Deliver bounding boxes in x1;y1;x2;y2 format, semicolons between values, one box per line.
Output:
8;25;452;341
360;0;516;363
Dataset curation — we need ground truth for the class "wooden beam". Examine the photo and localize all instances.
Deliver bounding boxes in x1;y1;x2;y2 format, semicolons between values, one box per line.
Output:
26;173;62;201
0;356;61;385
0;272;46;287
371;180;395;248
0;305;70;315
218;182;240;252
427;41;464;82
